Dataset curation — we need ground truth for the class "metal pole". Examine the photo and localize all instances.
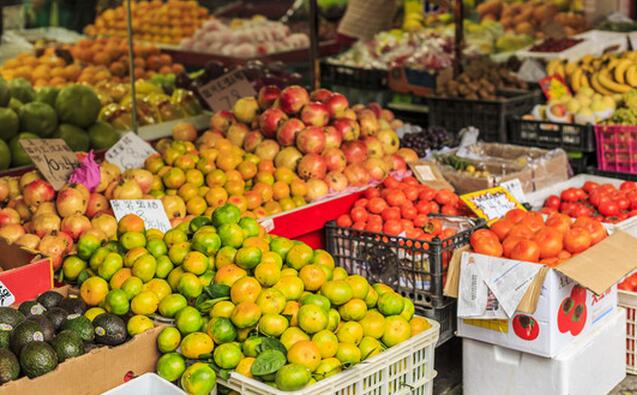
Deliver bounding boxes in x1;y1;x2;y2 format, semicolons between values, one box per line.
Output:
125;0;138;134
453;0;463;77
309;0;320;90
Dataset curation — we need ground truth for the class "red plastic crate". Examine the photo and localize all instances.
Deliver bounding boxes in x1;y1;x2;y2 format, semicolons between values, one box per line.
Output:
595;124;637;174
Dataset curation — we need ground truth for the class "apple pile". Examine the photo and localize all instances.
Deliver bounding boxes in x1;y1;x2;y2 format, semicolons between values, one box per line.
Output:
335;175;469;237
212;85;417;197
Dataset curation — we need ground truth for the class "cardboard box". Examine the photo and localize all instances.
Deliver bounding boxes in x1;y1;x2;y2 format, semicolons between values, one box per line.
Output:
436;143;569;195
0;237;53;306
0;325;163;395
445;231;637;357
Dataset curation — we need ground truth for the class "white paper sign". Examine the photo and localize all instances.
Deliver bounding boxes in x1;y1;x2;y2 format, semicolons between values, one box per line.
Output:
500;179;526;203
110;200;172;233
414;165;436;181
458;252;541;319
0;281;16;307
105;132;158;172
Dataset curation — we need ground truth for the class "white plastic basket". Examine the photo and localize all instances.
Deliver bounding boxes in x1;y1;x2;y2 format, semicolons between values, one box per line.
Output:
219;318;440;395
619;290;637;375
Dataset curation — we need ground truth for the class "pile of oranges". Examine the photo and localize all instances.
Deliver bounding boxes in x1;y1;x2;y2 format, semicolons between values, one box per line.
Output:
471;209;607;267
0;49;81;87
85;0;209;45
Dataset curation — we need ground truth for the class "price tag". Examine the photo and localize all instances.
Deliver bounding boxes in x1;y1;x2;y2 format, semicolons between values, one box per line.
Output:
413;165;436;181
197;69;257;111
500;179;526;203
19;138;79;191
0;281;15;307
460;186;526;223
110;200;172;233
105;132;158;172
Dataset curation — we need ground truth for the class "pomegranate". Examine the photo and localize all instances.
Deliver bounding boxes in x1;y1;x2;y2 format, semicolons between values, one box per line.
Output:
198;130;224;149
397;148;419;163
96;162;121;193
301;102;330;127
243;131;264;152
32;213;62;237
92;213;118;240
279;85;310;114
61;214;92;240
0;224;25;244
232;96;259;124
23;179;55;207
344;163;371;187
296;126;326;155
257;85;281;109
276;118;305;147
377;129;400;154
385;154;407;172
172;122;197;141
19;171;40;190
104;180;118;200
322;147;347;172
297;154;327;180
75;183;90;202
86;193;109;218
34;202;56;216
113;180;144;200
124;169;153;194
365;158;389;181
255;140;281;161
325;171;348;193
342;141;368;164
0;179;9;201
82;227;107;242
323;126;343;149
0;208;21;226
364;136;384;158
210;110;235;133
358;109;380;137
15;234;40;250
57;231;74;254
325;93;349;119
12;199;31;221
310;88;333;103
368;103;383;118
258;108;288;139
275;147;303;171
306;178;329;202
162;195;187;219
332;118;360;141
226;122;249;147
145;154;165;174
38;234;67;270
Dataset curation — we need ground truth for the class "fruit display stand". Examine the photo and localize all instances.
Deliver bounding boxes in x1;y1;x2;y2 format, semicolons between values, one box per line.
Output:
260;188;366;249
218;318;439;395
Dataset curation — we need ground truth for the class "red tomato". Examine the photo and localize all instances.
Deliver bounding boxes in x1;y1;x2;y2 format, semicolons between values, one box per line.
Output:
364;188;380;199
415;200;430;214
509;240;541;262
435;189;457;206
545;195;561;210
383;176;400;189
616;197;630;211
582;181;599;193
386;190;407;207
352;221;366;230
600;184;617;195
401;204;418;220
441;205;460;216
402;176;419;185
383;219;403;236
367;197;388;214
350;206;369;223
401;219;414;231
381;207;401;221
622;181;637;191
336;214;352;228
418;188;436;202
367;214;383;225
365;222;382;233
564;228;592;254
560;188;579;202
571;205;592;218
574;188;587;201
427;201;440;214
354;199;368;208
403;186;420;202
599;200;620;217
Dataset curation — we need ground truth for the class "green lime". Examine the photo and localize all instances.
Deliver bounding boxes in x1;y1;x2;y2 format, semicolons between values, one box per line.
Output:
235;246;262;270
175;306;203;335
157;327;181;353
156;352;186;382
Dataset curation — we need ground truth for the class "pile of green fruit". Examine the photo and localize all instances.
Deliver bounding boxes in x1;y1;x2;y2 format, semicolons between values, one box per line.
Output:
0;78;120;170
0;289;146;385
66;203;433;394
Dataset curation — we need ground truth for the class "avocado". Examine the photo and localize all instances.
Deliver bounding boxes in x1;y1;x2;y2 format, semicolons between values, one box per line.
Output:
0;307;25;330
45;307;69;332
92;313;127;346
18;301;46;318
10;320;43;355
50;330;84;362
37;291;64;310
59;298;87;316
19;341;58;378
0;331;9;349
27;315;55;342
0;349;19;384
61;314;94;343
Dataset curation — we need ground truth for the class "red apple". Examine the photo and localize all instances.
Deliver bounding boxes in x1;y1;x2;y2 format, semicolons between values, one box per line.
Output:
322;147;347;172
358;109;380;137
258;85;281;109
243;131;264;152
332;118;360;141
279;85;310;114
342;141;368;164
296;126;326;155
298;154;327;180
301;102;330;127
258;108;288;138
325;93;349;119
310;88;333;103
210;110;235;133
323;126;343;149
276;118;305;147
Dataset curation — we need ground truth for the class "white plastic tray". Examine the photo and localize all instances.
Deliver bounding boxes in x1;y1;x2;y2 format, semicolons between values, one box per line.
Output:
516;29;627;61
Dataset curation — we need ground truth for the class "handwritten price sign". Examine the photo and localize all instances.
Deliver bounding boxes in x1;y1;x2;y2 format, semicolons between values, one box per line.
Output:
198;69;257;111
461;186;526;224
105;132;158;172
110;200;172;233
19;139;79;190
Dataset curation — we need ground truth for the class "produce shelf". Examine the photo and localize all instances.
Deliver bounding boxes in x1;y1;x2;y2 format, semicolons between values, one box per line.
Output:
508;117;596;152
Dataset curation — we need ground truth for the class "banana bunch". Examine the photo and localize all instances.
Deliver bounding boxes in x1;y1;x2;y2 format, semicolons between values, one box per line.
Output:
546;52;637;95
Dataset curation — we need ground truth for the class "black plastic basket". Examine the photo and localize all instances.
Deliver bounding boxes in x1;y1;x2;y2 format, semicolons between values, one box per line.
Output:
320;61;388;90
508;117;595;152
568;152;596;175
416;301;456;347
324;216;485;309
427;90;542;142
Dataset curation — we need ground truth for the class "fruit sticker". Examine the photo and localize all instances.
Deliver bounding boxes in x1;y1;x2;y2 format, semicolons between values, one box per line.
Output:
512;314;539;341
557;286;588;336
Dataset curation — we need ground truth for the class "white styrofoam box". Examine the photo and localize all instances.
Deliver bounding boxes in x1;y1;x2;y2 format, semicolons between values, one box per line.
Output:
576;30;629;53
525;173;623;209
463;308;626;395
516;29;627;62
619;290;637;374
102;373;200;395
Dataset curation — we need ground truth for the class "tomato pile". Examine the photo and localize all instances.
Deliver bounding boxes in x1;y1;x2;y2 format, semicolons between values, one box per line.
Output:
471;209;607;266
542;180;637;223
619;272;637;292
335;175;469;239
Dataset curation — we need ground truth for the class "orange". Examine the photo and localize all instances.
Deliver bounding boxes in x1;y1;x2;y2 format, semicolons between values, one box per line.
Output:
287;340;321;372
80;277;109;306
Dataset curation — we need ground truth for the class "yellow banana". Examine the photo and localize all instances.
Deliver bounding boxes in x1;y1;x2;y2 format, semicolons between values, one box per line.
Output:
580;54;595;65
546;59;563;76
565;62;577;77
613;59;632;84
590;72;614;95
580;73;590;88
571;67;583;92
625;52;637;61
555;63;565;78
598;69;631;93
627;65;637;87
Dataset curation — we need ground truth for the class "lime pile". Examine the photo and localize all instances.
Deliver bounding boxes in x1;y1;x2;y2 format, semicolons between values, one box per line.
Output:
69;203;431;394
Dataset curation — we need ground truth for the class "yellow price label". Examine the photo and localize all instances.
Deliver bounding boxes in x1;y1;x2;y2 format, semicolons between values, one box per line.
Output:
461;186;526;224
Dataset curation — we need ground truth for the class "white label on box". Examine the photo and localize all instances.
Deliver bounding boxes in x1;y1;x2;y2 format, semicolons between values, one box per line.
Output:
458;253;541;318
110;200;172;233
500;179;526;203
414;165;437;181
0;281;16;307
105;132;158;172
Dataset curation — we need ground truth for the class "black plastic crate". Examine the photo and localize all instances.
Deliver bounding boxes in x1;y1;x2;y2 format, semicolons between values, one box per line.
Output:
427;90;542;142
568;152;596;175
321;61;388;90
416;302;456;347
508;117;595;152
324;216;485;309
